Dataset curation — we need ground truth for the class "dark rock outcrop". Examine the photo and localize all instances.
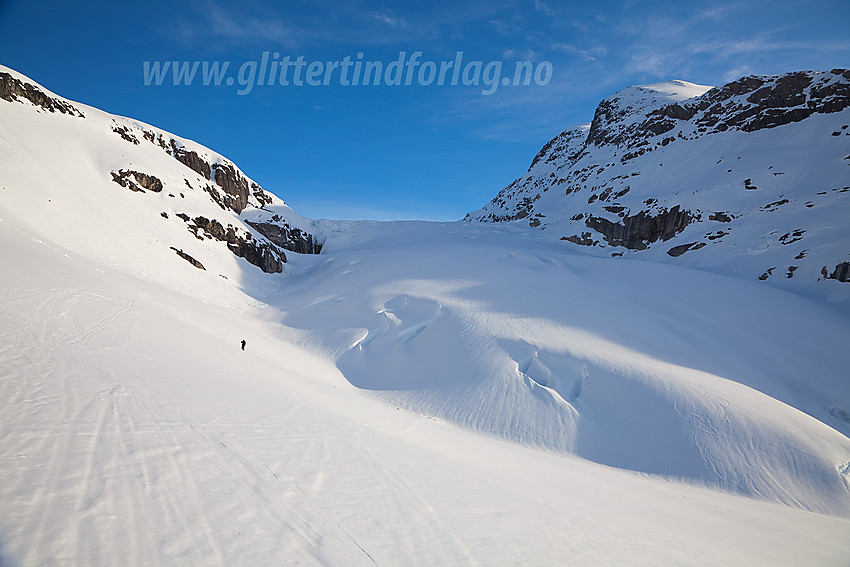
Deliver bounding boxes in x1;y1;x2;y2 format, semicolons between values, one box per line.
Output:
586;97;631;148
584;206;698;250
561;232;598;246
246;221;322;255
709;212;733;222
575;69;850;169
111;125;323;260
111;170;163;193
170;141;211;180
118;132;256;215
186;216;286;273
0;72;84;117
823;262;850;282
645;69;850;140
529;127;588;170
170;247;205;270
212;163;250;213
251;182;274;207
161;141;252;214
112;125;140;145
667;242;706;257
227;237;284;274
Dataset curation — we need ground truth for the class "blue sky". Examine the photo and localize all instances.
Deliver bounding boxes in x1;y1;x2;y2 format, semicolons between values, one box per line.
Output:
1;0;848;220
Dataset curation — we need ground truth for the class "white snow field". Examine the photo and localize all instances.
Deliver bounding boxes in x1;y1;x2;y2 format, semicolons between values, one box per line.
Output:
1;65;850;565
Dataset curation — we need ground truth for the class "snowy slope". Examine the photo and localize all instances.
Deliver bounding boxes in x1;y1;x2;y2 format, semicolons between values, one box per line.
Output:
2;65;850;565
274;221;850;516
467;71;850;308
4;222;850;566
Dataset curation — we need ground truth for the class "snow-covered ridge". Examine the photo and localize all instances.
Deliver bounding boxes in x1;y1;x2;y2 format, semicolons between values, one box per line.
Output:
584;79;713;150
467;69;850;308
0;64;321;301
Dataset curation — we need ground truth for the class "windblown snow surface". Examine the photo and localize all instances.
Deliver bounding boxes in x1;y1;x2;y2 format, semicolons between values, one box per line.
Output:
1;65;850;565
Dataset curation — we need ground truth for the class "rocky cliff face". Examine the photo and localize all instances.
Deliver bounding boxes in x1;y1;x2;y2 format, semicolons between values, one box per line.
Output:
0;71;85;117
467;70;850;300
245;219;322;255
106;119;323;273
0;65;322;278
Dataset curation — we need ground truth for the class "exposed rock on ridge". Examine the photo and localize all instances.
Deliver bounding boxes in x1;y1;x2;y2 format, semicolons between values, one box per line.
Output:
466;69;850;299
0;72;84;117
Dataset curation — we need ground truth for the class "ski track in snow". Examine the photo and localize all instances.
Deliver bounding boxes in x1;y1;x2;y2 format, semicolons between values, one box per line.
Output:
0;259;376;565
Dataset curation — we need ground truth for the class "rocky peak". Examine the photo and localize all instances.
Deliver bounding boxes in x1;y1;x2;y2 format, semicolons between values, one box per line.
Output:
585;81;712;148
639;69;850;142
466;69;850;304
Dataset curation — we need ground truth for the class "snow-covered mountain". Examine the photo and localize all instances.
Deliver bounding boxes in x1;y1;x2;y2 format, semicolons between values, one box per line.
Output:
2;65;850;565
0;64;321;300
467;70;850;307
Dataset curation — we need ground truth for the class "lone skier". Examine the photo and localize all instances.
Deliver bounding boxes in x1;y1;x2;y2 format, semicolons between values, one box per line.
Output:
241;339;246;351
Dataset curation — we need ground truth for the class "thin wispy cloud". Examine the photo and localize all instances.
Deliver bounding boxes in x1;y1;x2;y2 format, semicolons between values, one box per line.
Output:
172;1;303;49
171;0;519;50
417;0;847;144
370;12;409;29
533;0;557;16
722;64;752;82
696;4;739;21
565;19;590;34
503;47;540;60
691;36;850;57
606;2;849;83
551;42;607;62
